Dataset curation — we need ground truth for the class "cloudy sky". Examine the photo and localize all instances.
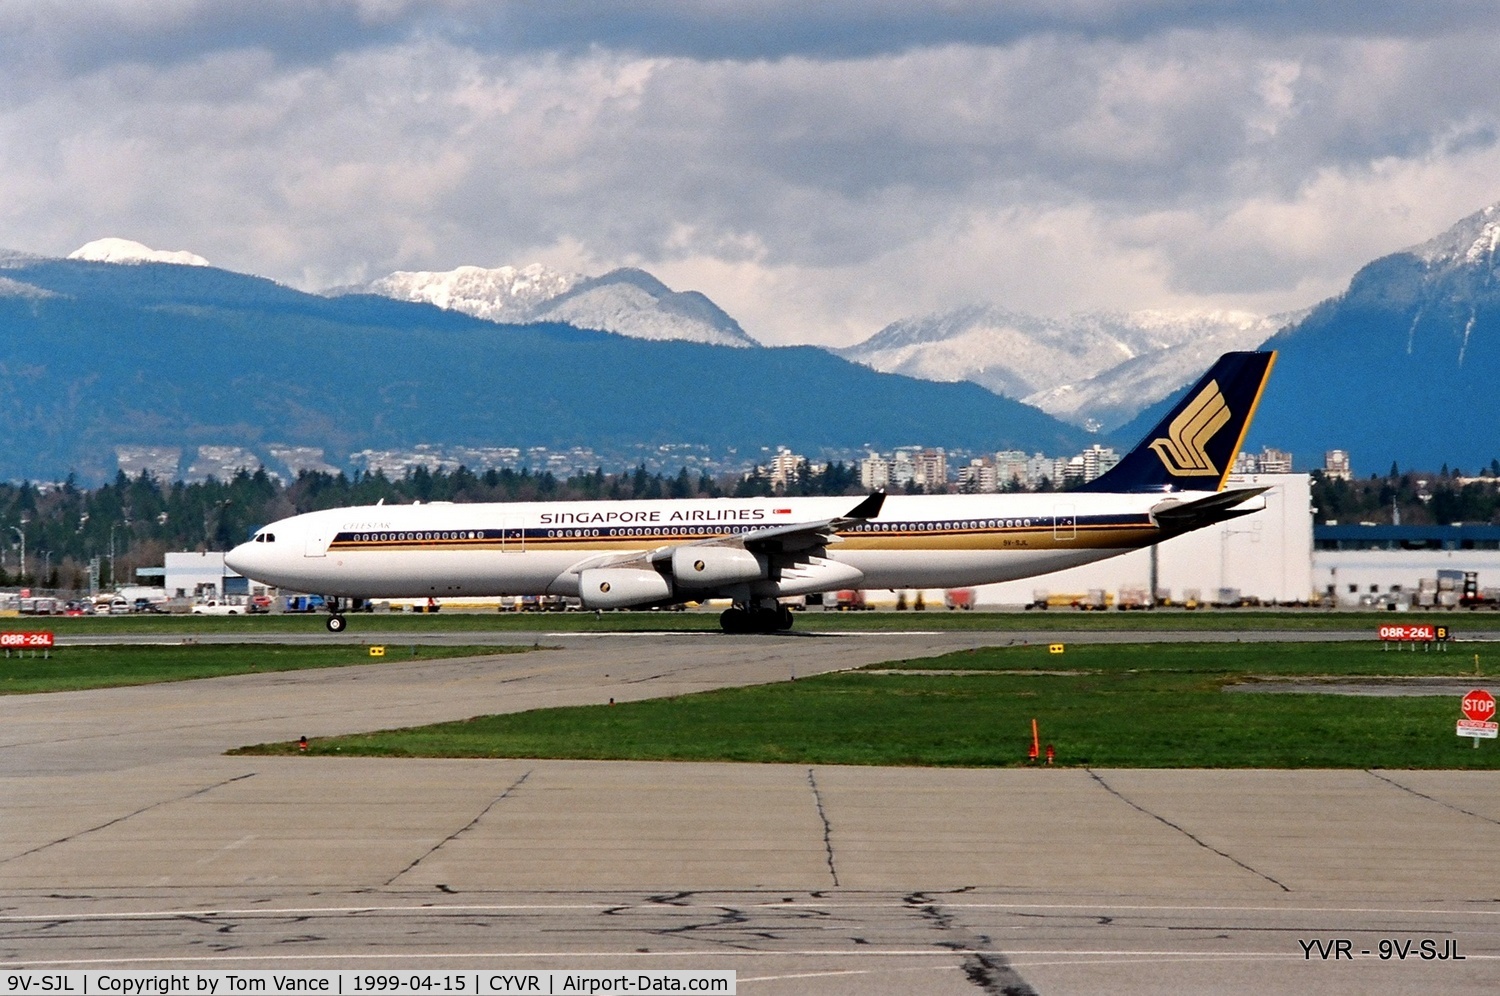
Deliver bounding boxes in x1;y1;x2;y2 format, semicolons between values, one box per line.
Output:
4;1;1500;345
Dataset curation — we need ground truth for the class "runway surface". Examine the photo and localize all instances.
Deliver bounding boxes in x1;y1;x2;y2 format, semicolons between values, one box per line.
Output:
4;631;1500;993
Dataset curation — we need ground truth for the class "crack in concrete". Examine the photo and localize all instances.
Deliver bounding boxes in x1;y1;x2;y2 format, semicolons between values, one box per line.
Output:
609;893;812;953
1366;769;1500;827
0;773;257;866
384;770;532;886
806;768;840;887
1086;769;1291;893
905;890;1038;996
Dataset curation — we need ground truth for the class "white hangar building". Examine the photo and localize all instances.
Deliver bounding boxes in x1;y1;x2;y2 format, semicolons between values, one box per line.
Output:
962;473;1315;607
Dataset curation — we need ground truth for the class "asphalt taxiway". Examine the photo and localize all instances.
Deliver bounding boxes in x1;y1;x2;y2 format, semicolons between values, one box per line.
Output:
4;631;1500;993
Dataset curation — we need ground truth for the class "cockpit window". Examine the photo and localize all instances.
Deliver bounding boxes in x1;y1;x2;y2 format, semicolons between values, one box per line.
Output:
255;533;277;543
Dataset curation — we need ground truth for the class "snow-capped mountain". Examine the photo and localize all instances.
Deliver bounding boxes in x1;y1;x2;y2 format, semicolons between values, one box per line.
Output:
340;264;758;348
356;263;579;323
1410;201;1500;268
1229;198;1500;469
531;268;757;347
1022;310;1298;429
835;306;1284;430
67;237;210;267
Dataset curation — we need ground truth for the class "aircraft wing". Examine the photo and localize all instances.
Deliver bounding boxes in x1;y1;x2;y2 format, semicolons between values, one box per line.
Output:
646;491;886;561
564;493;886;575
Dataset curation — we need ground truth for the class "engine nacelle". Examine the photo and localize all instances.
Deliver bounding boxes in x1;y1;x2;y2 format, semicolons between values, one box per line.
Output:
578;568;673;609
671;545;766;588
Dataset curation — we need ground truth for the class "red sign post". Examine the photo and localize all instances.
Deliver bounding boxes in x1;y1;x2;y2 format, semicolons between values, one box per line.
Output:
1;631;54;649
1;631;54;659
1462;689;1496;723
1458;688;1498;746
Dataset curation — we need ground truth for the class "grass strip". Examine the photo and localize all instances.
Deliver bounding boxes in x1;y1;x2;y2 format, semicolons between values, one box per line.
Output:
13;608;1497;635
0;644;534;694
237;642;1500;769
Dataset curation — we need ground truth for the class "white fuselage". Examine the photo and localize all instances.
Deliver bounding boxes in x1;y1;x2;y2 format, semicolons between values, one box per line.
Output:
224;491;1205;602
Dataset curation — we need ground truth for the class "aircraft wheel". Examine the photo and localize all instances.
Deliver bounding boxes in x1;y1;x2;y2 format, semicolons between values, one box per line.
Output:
719;608;746;633
777;606;794;631
326;614;347;633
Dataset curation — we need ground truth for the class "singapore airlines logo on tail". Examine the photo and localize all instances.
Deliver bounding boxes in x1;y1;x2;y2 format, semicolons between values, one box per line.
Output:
1148;380;1231;476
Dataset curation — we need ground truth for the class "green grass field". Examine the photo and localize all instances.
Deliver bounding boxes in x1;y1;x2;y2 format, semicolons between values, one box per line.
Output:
0;644;533;694
235;641;1500;769
13;607;1496;635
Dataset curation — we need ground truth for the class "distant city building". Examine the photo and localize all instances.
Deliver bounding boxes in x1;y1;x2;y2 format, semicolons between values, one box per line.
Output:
994;450;1029;486
912;448;948;491
766;448;804;489
1080;444;1120;482
891;450;917;489
859;452;890;491
1234;446;1294;475
958;457;998;493
115;446;181;481
1258;447;1294;474
1024;453;1056;488
351;445;462;477
1323;449;1352;481
188;446;266;482
267;445;339;477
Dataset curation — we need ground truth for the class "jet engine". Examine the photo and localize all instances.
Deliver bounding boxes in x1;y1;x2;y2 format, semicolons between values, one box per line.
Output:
670;545;766;587
578;567;673;609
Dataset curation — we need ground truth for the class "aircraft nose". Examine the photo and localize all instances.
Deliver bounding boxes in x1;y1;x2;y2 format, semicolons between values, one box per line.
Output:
224;542;254;576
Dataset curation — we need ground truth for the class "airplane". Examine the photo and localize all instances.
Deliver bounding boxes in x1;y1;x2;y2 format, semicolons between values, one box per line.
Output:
225;351;1276;634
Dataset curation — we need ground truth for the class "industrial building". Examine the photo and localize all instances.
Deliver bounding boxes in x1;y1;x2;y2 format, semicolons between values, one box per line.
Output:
1312;524;1500;606
963;473;1315;606
157;551;252;599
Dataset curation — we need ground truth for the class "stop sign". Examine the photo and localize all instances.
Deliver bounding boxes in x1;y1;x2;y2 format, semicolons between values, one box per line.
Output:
1462;689;1497;723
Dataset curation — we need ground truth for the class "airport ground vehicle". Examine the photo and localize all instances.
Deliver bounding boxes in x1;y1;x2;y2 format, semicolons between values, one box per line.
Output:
943;588;976;610
191;599;243;615
832;589;869;610
1460;571;1500;609
283;594;327;613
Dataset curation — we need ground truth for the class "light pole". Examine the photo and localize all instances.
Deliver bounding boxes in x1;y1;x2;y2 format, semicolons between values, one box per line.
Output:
109;520;128;589
1218;521;1262;600
11;520;26;586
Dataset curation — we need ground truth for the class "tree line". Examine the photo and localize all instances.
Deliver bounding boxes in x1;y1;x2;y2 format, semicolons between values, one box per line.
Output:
1311;465;1500;526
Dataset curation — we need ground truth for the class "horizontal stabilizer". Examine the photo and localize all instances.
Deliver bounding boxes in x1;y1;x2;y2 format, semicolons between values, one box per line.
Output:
1151;487;1268;534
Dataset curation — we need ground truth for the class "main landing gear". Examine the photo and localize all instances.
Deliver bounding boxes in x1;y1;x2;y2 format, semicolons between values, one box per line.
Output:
719;603;794;634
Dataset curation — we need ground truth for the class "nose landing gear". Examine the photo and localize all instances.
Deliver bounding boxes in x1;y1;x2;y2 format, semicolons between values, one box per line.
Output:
324;596;347;633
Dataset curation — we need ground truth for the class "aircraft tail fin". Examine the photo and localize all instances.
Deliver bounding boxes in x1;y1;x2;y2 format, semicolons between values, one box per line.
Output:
1075;350;1276;494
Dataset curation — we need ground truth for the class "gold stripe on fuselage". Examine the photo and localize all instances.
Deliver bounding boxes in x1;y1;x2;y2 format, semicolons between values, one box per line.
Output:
326;524;1158;555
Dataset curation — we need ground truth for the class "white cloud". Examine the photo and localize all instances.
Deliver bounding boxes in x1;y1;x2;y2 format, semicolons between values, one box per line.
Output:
2;9;1500;345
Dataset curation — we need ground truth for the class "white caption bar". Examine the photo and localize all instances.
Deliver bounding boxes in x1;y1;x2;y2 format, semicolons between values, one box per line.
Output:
0;973;734;996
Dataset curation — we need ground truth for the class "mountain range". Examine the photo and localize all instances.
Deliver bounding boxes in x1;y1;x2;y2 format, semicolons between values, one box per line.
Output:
0;250;1087;482
340;264;758;348
5;196;1500;481
1236;202;1500;471
345;260;1303;434
834;306;1291;431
